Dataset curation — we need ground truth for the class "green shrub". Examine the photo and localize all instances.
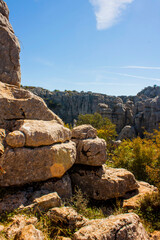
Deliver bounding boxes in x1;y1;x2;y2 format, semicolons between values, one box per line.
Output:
136;191;160;230
112;128;160;188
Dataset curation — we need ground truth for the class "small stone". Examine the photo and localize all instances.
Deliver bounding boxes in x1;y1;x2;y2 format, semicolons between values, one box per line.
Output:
33;192;62;212
47;207;88;230
6;131;25;148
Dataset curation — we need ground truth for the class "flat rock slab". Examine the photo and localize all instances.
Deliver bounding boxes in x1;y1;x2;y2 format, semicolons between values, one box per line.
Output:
0;141;76;187
11;119;71;147
69;165;139;200
73;213;149;240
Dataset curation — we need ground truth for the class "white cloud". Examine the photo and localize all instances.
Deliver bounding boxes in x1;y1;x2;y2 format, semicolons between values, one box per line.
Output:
103;71;160;82
89;0;134;30
122;66;160;70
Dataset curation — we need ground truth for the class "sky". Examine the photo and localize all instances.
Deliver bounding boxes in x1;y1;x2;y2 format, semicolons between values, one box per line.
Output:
5;0;160;96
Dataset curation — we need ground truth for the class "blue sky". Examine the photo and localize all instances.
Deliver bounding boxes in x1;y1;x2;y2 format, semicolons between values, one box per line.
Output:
5;0;160;96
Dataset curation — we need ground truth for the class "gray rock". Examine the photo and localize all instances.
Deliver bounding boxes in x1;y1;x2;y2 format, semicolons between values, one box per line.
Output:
118;125;136;140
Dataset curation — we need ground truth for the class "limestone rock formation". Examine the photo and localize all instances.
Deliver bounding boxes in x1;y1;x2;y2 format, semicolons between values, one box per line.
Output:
69;165;139;200
26;85;160;136
72;125;107;166
73;213;149;240
0;0;21;86
0;141;76;186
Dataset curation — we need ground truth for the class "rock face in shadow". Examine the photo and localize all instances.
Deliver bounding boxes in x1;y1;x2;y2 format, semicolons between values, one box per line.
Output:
0;0;21;86
26;86;160;137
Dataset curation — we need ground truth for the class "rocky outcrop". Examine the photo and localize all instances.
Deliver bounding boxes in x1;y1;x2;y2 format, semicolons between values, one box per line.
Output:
73;213;149;240
72;125;107;166
0;0;21;86
69;165;139;200
26;86;160;136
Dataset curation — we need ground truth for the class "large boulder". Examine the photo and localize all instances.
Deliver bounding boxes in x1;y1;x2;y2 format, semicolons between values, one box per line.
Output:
73;137;107;166
0;141;76;186
0;0;21;87
69;165;139;200
72;125;107;166
73;213;149;240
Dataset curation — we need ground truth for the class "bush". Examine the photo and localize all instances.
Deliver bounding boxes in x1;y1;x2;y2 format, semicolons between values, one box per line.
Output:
136;191;160;230
112;128;160;188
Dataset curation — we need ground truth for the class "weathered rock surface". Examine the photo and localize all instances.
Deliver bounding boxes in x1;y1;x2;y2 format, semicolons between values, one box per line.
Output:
0;0;21;86
73;213;149;240
26;86;160;136
72;125;107;166
0;141;76;186
14;224;44;240
47;207;88;230
72;125;97;139
5;215;38;239
11;119;71;147
33;192;62;212
73;137;107;166
0;82;63;128
123;181;158;210
69;165;139;200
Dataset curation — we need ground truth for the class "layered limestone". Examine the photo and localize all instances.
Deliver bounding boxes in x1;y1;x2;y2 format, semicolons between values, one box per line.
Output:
0;0;21;86
70;165;139;200
0;141;76;186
